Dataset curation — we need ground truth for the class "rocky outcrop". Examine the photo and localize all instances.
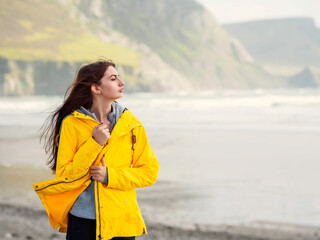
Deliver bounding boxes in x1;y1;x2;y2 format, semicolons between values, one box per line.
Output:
288;68;319;88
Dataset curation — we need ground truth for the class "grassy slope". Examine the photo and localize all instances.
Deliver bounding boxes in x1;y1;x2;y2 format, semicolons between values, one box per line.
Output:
0;0;140;67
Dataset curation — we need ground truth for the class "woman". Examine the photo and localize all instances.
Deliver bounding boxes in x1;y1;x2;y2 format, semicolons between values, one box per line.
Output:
34;60;160;240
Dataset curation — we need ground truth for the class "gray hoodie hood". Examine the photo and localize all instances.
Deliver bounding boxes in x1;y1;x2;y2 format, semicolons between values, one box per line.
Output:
77;101;125;133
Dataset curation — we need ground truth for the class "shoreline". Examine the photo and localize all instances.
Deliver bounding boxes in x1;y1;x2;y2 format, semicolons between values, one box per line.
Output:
1;203;319;240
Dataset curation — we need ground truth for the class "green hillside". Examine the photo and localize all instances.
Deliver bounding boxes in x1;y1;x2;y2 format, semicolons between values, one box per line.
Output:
0;0;140;66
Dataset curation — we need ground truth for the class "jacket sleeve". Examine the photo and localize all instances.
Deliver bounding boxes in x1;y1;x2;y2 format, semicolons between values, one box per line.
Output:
56;117;104;177
106;126;160;191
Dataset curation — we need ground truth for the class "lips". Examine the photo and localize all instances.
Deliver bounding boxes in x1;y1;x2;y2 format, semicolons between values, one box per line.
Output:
120;88;124;92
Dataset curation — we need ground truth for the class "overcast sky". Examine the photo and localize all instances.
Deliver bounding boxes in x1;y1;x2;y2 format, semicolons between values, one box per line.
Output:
196;0;320;28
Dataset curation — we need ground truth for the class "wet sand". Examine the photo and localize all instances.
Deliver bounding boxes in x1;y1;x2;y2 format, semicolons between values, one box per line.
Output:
1;202;320;240
1;165;320;240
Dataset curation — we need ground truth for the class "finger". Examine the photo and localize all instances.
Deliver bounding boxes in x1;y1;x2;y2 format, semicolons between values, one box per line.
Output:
91;168;102;173
90;166;99;170
97;127;108;132
95;123;103;129
100;125;109;130
91;172;100;178
98;127;109;133
90;169;101;174
101;156;106;167
93;177;100;182
96;123;108;129
92;174;101;181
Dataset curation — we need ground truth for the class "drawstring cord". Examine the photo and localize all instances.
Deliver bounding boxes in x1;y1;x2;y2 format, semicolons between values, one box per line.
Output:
131;129;136;166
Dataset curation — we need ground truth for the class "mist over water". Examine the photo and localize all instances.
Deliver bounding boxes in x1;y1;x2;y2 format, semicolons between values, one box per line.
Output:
1;89;320;227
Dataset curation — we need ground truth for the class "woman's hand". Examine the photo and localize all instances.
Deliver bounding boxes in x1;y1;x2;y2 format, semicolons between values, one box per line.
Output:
92;122;110;145
90;156;107;183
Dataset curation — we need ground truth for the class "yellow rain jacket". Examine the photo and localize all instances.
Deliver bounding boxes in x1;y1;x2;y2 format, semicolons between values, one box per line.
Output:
33;109;160;240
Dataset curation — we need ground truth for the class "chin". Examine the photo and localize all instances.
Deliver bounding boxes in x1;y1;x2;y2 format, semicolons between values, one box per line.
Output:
114;94;123;100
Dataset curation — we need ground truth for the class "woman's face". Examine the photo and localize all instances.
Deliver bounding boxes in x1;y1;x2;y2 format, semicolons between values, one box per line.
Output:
97;66;125;100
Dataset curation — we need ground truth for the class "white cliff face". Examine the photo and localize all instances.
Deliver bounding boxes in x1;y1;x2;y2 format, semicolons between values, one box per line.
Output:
89;0;103;18
2;60;34;96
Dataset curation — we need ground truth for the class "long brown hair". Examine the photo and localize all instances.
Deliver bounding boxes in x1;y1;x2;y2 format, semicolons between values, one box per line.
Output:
40;60;116;174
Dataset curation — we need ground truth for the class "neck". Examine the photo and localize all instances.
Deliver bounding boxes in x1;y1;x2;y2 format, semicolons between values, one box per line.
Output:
89;99;113;123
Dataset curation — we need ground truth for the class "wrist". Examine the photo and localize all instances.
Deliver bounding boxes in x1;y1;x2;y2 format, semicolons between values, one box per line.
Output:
102;167;108;185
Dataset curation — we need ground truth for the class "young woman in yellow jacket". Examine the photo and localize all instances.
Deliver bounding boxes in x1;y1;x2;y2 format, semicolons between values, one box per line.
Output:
34;60;160;240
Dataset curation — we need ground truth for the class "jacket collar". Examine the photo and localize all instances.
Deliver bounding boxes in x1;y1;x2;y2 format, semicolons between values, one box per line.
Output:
71;109;142;140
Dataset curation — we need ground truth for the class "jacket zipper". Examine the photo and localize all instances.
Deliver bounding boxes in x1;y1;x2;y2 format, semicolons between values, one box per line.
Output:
35;167;91;191
96;128;133;239
97;179;102;239
97;151;107;240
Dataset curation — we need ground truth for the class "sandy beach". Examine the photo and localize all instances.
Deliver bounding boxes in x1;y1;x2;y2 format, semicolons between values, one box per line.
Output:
1;200;320;240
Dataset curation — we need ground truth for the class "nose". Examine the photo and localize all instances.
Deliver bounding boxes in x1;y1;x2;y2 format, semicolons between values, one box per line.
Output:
119;78;125;86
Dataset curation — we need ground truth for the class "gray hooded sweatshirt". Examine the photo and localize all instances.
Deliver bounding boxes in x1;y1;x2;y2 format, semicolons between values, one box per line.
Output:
69;101;125;219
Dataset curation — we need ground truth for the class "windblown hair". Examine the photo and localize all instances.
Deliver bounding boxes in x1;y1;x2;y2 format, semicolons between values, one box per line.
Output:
40;59;116;174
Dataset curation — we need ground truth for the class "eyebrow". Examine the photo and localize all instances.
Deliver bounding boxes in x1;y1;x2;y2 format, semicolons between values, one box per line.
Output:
109;74;119;78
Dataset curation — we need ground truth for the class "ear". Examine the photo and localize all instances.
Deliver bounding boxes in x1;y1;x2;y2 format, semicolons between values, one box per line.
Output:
91;84;101;95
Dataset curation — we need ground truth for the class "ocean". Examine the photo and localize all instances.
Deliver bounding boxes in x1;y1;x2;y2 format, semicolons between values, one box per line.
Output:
1;89;320;228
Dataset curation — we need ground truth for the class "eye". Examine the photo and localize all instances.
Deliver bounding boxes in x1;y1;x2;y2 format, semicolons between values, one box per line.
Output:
111;78;116;81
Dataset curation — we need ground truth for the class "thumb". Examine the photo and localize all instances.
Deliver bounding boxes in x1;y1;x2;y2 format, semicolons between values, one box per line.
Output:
101;155;106;166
